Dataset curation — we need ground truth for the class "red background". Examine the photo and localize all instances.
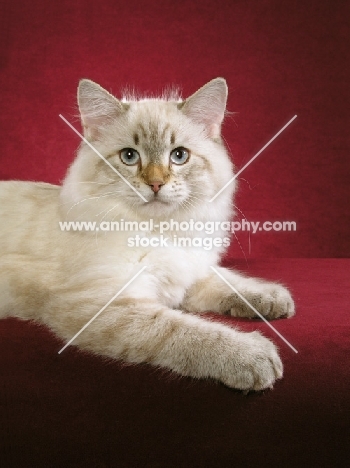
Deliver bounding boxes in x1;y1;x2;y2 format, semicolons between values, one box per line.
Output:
1;2;349;467
0;0;349;258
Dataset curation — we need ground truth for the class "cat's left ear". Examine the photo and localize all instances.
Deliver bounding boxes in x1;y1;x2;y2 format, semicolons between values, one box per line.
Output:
181;78;228;139
77;79;126;140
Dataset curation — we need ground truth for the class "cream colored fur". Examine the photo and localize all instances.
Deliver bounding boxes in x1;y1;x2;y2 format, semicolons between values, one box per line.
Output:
0;78;294;391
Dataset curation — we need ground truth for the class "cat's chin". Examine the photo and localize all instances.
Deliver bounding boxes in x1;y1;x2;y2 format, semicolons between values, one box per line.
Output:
138;198;178;217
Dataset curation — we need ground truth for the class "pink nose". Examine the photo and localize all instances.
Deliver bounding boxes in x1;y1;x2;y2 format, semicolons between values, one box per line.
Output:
149;182;163;193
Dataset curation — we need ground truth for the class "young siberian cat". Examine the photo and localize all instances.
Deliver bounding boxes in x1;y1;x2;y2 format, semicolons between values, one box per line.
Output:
0;78;294;391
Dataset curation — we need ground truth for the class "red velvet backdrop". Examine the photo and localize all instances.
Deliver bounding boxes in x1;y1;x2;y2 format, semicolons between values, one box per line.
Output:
0;0;349;258
1;3;350;467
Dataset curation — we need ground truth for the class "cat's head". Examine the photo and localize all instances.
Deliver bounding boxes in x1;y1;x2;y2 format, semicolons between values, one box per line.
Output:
60;78;235;222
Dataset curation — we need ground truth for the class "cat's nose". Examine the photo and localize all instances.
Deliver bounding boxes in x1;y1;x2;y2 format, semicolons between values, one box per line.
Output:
149;181;163;193
143;164;169;194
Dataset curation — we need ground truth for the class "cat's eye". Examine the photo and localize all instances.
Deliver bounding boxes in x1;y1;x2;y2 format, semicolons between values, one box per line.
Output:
170;147;190;165
120;148;140;166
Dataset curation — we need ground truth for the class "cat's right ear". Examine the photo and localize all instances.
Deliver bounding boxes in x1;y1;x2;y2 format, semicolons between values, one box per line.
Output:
77;79;126;141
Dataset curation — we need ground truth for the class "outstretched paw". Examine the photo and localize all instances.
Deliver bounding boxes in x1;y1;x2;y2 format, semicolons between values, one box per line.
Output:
222;331;283;391
221;283;295;320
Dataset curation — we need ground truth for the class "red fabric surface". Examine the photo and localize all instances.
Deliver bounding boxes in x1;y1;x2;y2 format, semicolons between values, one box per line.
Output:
1;259;349;467
1;2;349;467
0;0;349;257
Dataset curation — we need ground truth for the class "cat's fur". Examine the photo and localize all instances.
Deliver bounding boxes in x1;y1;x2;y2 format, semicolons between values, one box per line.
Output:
0;78;294;391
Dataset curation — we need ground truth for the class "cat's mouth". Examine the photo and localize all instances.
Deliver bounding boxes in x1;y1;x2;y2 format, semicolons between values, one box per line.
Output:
147;194;171;205
140;194;176;214
147;198;170;206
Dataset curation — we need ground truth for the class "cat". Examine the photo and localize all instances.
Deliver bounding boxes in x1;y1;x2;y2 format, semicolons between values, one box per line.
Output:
0;78;295;391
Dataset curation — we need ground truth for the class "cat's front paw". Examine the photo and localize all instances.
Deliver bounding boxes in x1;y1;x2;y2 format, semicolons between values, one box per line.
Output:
222;331;283;391
221;283;295;320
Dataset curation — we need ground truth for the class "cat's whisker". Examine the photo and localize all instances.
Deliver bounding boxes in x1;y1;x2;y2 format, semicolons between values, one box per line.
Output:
185;201;197;212
187;187;206;194
95;208;113;219
187;193;207;209
95;206;114;219
63;181;114;186
102;175;116;182
233;204;250;222
73;208;92;221
64;189;125;212
187;194;204;204
94;220;102;251
60;194;108;208
178;199;195;215
239;178;257;191
98;204;119;223
187;189;207;201
65;196;102;213
231;229;249;267
95;190;124;199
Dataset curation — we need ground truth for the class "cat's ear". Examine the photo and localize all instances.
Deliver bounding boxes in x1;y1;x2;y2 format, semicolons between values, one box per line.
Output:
180;78;228;139
77;79;126;140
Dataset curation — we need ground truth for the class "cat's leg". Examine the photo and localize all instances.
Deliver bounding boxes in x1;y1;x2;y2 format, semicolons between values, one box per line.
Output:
0;260;283;391
52;298;283;391
0;255;55;320
182;266;295;320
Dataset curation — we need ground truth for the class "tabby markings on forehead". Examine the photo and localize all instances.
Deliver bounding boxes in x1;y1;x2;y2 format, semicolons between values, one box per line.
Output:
137;121;171;142
137;121;174;163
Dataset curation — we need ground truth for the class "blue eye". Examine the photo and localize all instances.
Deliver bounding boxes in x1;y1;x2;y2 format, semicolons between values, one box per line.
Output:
120;148;140;165
170;147;190;165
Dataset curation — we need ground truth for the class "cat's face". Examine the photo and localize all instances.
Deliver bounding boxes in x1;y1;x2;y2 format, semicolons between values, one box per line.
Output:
61;79;235;221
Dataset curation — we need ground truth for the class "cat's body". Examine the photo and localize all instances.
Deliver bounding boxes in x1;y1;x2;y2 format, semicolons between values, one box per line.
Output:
0;78;294;391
